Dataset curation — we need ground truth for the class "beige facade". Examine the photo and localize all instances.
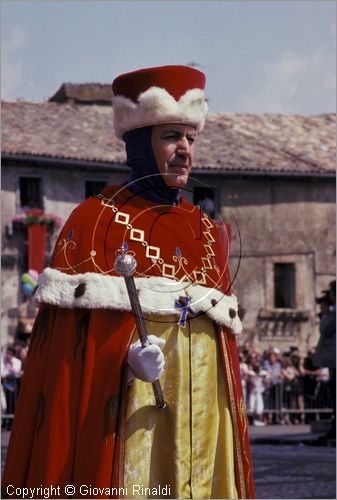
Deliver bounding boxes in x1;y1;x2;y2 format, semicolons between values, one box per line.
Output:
189;174;336;354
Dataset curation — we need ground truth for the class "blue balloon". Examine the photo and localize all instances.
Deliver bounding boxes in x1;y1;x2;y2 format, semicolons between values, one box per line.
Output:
22;283;34;296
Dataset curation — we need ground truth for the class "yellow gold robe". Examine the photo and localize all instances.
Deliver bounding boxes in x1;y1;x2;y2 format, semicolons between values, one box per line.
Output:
124;314;237;499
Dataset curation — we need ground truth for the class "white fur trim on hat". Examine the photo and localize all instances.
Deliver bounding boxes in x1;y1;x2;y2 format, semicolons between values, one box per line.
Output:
112;86;208;139
35;267;242;335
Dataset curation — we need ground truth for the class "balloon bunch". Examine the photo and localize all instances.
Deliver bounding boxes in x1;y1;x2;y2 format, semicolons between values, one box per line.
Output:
21;269;39;296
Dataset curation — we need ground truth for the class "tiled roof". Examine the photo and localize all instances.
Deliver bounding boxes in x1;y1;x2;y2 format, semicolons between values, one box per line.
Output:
2;101;126;164
49;83;113;105
197;113;335;174
2;100;335;175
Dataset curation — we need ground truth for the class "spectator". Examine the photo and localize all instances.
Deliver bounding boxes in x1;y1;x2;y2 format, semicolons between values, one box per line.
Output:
282;352;304;424
12;340;28;393
290;352;305;424
247;362;268;426
265;349;283;424
239;350;250;406
282;356;297;424
1;383;6;417
303;347;319;422
1;347;22;430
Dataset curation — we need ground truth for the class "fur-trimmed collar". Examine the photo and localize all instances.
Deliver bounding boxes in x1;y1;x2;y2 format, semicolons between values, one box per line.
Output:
35;267;242;335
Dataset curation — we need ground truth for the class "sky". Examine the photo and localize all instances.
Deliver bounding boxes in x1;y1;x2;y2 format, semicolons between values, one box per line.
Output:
1;0;336;115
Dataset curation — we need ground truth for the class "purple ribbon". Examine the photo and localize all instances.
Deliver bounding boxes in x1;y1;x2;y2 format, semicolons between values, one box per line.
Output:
175;295;193;327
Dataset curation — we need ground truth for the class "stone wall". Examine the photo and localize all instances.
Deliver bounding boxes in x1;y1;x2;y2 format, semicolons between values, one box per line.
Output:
189;174;336;354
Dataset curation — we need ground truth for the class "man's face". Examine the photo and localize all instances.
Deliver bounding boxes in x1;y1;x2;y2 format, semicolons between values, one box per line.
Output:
151;123;196;189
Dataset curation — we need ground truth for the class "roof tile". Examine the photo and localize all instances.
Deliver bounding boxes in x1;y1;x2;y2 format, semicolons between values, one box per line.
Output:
2;100;335;175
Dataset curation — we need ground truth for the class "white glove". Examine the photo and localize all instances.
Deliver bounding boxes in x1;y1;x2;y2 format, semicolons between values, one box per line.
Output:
127;335;165;383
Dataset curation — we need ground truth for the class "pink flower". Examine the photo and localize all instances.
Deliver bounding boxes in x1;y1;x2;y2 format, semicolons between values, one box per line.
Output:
11;209;63;229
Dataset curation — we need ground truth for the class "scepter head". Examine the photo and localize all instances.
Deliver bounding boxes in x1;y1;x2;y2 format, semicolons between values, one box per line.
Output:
114;244;137;276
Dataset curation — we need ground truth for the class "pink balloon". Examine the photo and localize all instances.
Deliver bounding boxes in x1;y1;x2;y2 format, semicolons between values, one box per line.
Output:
28;269;39;281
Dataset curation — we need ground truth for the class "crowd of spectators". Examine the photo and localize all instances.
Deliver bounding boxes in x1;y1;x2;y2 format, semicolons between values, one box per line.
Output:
239;342;333;426
240;280;336;427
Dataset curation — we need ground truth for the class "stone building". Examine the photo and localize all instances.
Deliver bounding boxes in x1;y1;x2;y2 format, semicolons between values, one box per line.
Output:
1;84;336;353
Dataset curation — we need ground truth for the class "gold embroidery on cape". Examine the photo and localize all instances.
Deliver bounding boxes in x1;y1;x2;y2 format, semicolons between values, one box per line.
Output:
115;211;130;226
53;196;227;293
193;269;207;285
53;238;94;273
201;216;213;229
238;395;253;493
162;263;176;278
98;194;118;213
130;228;145;242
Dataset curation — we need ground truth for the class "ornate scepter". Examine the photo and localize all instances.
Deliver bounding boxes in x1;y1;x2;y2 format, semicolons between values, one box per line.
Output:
114;244;166;409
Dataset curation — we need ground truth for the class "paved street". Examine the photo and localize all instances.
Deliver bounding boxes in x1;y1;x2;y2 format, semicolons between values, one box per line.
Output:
252;444;336;499
250;424;336;499
2;427;336;499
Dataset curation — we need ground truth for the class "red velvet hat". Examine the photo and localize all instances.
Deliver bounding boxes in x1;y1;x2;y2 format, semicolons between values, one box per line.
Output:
111;65;208;139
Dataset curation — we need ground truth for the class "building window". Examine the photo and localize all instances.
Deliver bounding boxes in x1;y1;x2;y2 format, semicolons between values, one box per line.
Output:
274;263;296;308
85;180;107;198
194;187;216;218
19;177;42;209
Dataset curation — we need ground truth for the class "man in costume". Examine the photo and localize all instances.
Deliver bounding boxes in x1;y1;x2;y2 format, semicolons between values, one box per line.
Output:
3;66;255;499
